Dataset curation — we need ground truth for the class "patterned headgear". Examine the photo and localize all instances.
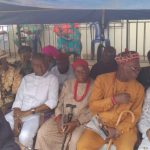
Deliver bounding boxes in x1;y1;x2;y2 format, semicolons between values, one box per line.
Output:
115;49;139;64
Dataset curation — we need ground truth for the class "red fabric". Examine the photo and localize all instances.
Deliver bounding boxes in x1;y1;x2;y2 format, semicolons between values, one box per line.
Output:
42;45;60;59
54;114;62;122
53;23;79;34
72;59;89;70
53;24;71;33
115;50;139;64
74;23;79;28
55;52;69;61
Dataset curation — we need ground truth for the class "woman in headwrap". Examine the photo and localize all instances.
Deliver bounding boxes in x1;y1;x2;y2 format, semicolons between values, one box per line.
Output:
35;59;93;150
53;23;82;57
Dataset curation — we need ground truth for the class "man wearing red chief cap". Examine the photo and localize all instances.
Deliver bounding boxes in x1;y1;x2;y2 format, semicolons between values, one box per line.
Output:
72;59;89;70
77;50;145;150
42;45;60;70
35;59;93;150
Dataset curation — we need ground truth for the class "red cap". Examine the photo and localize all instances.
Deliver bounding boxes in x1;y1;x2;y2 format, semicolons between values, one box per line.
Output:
72;59;89;70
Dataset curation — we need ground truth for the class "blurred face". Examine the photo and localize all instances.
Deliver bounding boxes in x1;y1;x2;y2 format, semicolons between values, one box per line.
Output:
56;59;69;74
74;66;89;83
32;58;48;76
121;59;140;80
19;52;31;64
101;49;115;63
44;55;52;66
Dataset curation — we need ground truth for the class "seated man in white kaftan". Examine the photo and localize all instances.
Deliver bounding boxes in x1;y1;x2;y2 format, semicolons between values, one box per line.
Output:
138;87;150;150
5;53;59;149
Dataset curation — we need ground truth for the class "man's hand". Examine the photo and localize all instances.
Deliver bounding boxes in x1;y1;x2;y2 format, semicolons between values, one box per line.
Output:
63;121;79;134
18;110;32;118
13;108;32;119
13;108;21;118
55;115;63;133
106;127;120;139
114;93;130;104
14;118;22;137
146;129;150;141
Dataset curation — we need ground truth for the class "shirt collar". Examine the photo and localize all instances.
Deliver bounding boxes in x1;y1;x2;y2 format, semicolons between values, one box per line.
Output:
34;71;49;78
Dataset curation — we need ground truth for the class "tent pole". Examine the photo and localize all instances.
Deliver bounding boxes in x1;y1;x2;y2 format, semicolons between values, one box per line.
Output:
100;9;105;43
126;20;129;49
17;24;21;48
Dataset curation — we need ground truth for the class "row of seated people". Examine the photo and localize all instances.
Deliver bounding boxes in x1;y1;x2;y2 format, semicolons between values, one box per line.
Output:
0;45;150;150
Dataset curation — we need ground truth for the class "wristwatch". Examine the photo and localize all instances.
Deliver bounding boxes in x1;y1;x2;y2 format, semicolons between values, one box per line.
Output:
31;108;36;114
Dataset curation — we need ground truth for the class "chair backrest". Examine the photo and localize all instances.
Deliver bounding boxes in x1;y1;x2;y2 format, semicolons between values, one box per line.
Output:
90;22;101;40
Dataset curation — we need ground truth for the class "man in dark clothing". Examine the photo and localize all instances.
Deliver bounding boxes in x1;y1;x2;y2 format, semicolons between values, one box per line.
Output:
14;46;33;77
0;109;20;150
90;45;117;80
137;50;150;89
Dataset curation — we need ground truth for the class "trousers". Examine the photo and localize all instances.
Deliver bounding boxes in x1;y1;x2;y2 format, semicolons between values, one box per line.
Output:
77;128;137;150
35;117;84;150
5;111;40;148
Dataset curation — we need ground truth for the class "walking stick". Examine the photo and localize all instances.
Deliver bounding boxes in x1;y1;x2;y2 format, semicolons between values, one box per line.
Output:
61;104;76;150
106;110;135;150
61;133;69;150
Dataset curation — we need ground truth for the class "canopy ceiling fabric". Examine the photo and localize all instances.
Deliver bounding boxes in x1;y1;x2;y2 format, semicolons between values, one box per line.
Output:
0;3;102;24
0;1;150;25
1;0;150;9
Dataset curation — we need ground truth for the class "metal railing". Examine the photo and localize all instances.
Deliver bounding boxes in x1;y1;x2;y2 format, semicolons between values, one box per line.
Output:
0;21;150;62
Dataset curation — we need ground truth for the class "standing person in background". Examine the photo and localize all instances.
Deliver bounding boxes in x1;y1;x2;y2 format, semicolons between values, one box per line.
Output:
14;46;33;77
53;23;82;58
15;24;43;53
90;46;117;80
50;53;74;91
